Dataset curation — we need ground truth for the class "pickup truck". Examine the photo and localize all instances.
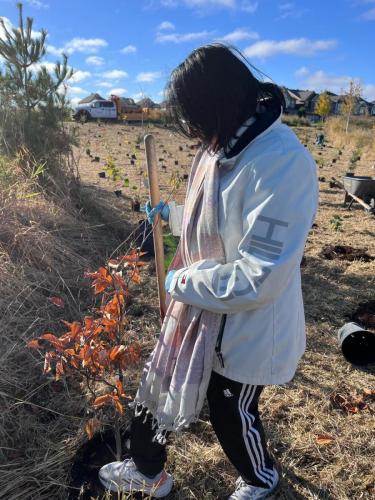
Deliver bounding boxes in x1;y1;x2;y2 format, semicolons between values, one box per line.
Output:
73;99;117;122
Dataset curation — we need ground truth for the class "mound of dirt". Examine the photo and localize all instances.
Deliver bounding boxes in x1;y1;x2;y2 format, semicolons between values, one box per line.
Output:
320;244;374;262
69;428;131;500
348;300;375;329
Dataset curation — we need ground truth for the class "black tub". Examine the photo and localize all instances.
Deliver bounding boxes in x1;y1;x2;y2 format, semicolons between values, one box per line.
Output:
342;175;375;204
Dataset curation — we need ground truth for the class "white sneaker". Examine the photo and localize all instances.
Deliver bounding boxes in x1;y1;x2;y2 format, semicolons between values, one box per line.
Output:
228;468;279;499
99;458;173;498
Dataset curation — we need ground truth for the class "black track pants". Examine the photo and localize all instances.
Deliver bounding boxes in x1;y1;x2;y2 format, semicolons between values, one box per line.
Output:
129;371;276;488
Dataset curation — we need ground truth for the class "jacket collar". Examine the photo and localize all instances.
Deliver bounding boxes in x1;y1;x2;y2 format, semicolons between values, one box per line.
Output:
217;106;282;170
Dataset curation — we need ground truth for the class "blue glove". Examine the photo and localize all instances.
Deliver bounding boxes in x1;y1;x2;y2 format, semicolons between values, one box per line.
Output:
143;200;170;224
165;270;176;293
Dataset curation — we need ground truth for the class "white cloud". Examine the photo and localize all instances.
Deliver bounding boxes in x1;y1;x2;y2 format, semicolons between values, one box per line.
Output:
361;7;375;20
70;70;92;83
244;38;337;59
25;0;49;8
0;17;13;41
136;71;162;82
295;68;375;102
64;37;108;54
132;92;145;101
67;86;86;95
96;81;114;88
240;1;258;13
159;0;258;11
295;66;309;77
121;45;137;54
219;28;259;43
46;44;64;56
363;84;375;101
109;88;128;96
102;70;128;79
158;21;176;30
85;56;104;66
278;2;307;19
46;38;108;56
31;61;58;73
69;97;81;108
156;30;213;43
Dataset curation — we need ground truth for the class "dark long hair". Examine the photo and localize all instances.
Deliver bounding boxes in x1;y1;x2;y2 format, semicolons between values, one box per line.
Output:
165;43;285;153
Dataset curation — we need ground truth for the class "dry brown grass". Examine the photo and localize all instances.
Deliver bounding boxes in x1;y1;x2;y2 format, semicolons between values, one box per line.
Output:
1;120;375;499
325;116;375;156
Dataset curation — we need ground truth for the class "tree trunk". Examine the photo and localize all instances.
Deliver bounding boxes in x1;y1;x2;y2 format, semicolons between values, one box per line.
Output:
114;413;122;461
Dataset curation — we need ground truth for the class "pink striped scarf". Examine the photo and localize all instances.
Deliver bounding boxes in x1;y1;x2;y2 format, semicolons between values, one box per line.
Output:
134;147;226;442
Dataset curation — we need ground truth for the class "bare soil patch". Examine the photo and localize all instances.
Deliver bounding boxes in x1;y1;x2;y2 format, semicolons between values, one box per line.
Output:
348;300;375;329
320;244;374;262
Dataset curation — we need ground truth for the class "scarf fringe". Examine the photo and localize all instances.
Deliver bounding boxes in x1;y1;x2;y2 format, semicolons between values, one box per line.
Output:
133;401;198;445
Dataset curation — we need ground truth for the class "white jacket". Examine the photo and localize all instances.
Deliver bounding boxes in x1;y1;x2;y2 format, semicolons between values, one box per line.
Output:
168;114;319;385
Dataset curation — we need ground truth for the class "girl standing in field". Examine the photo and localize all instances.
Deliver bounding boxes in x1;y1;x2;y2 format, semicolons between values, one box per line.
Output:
99;43;318;499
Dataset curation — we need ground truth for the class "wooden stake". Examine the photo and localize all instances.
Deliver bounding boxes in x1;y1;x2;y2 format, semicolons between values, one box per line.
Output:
144;134;166;320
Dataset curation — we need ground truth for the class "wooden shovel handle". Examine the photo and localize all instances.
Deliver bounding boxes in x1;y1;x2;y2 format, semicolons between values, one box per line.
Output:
144;134;166;320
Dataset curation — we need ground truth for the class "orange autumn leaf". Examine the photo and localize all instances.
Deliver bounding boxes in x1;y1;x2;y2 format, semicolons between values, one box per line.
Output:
109;345;126;361
43;351;56;374
102;318;117;333
27;339;42;349
116;380;126;398
93;394;113;409
130;271;141;284
316;434;335;446
112;395;124;415
104;293;124;318
55;359;65;381
84;417;101;440
60;321;82;342
40;333;65;352
84;316;94;330
122;250;147;263
49;296;65;308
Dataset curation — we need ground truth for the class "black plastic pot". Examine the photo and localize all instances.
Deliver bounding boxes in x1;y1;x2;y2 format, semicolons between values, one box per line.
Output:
338;322;375;365
114;190;122;197
98;172;106;178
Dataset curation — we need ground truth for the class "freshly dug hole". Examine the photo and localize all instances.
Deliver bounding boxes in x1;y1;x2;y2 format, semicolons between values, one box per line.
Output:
320;244;374;262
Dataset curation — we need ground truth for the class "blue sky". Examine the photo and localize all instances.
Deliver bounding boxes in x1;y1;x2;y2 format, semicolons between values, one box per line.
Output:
1;0;374;106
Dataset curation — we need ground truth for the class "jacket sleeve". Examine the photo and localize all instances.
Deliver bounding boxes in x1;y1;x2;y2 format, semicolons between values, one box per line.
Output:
169;148;318;314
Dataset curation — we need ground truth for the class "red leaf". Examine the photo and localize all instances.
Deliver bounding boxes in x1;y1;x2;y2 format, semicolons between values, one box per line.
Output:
85;417;100;440
116;380;126;398
55;359;65;381
93;394;113;409
109;345;126;361
49;296;65;308
27;339;42;349
316;434;335;446
122;250;147;263
112;395;124;415
40;333;65;352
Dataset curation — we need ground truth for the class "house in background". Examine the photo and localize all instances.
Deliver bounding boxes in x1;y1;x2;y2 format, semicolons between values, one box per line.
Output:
78;93;105;105
281;87;317;115
282;87;375;118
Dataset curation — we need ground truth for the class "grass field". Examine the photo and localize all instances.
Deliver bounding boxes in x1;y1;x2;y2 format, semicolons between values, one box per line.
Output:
1;119;374;499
